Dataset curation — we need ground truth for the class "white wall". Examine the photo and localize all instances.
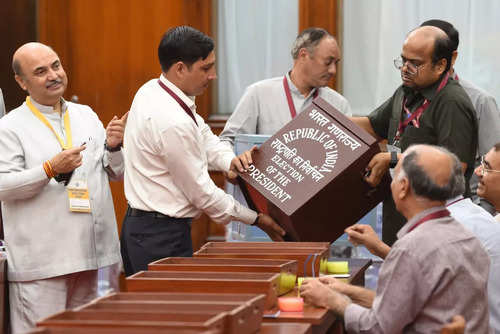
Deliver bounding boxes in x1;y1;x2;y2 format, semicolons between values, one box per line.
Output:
216;0;298;114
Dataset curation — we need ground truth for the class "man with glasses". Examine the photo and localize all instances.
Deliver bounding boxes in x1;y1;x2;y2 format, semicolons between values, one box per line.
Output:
476;144;500;222
351;26;477;246
420;20;500;215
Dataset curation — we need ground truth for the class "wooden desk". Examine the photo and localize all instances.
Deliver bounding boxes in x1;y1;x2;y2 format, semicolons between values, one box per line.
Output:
264;258;372;334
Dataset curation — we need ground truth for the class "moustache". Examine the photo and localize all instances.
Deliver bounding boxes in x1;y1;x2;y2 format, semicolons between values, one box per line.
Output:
47;80;63;88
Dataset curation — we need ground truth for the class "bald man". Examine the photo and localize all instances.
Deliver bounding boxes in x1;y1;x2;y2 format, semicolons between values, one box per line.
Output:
351;26;477;246
301;144;490;333
0;43;125;333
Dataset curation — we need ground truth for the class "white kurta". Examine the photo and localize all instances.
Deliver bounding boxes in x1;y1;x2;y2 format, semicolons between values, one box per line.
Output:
0;98;123;281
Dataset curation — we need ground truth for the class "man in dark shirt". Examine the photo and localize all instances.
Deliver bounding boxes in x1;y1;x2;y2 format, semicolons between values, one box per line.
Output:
351;26;477;245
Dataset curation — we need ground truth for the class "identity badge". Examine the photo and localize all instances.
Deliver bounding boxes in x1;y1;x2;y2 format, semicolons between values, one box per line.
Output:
67;179;91;213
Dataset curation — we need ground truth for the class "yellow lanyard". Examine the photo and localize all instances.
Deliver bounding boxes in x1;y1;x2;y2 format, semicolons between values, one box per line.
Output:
26;96;72;150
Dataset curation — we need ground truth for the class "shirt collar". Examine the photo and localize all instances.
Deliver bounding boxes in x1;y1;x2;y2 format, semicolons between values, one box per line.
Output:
397;205;448;239
445;195;464;207
159;74;196;112
285;71;319;100
29;97;68;115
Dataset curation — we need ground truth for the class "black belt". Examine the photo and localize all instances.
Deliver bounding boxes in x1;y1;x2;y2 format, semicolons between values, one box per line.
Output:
127;207;192;222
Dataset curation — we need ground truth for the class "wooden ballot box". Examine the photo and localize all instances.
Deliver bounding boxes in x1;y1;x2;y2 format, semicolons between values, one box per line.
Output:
30;323;312;334
149;257;298;295
193;246;328;278
238;97;390;242
126;271;280;311
38;293;266;334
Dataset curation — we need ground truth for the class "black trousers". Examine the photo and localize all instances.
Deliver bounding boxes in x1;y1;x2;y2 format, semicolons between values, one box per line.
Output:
120;207;193;276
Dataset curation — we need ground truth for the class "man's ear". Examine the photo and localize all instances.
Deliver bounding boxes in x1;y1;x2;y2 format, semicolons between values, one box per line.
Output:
435;58;447;76
14;74;27;91
398;177;410;200
298;47;310;61
173;61;187;78
451;51;458;68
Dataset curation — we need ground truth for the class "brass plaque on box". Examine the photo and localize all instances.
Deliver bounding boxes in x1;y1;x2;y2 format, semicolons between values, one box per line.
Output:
238;97;390;242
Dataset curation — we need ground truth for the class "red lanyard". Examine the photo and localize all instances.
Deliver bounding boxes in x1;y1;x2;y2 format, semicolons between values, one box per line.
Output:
408;209;450;233
283;76;319;119
158;80;198;126
395;73;449;141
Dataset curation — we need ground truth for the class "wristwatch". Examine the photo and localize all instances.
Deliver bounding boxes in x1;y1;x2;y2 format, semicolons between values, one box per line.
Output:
251;213;261;226
389;151;398;169
105;142;122;152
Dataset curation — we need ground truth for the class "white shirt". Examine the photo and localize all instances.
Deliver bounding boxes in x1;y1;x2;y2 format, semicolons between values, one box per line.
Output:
447;195;500;332
0;98;123;281
123;75;257;225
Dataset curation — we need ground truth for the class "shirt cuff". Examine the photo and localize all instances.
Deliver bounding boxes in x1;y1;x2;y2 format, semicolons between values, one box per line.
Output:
237;205;258;225
222;153;235;173
344;303;368;333
103;149;124;170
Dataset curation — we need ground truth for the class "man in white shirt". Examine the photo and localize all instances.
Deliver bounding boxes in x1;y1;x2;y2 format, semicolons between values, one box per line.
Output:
0;42;125;333
219;27;352;149
121;26;285;276
475;143;500;222
219;27;351;241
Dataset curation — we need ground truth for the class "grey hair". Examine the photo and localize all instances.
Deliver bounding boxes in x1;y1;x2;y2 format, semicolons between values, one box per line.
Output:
291;27;333;59
401;146;465;201
12;59;22;76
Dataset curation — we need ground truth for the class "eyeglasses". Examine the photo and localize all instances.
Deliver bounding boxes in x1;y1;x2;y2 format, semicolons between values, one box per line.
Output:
393;57;425;77
479;155;500;176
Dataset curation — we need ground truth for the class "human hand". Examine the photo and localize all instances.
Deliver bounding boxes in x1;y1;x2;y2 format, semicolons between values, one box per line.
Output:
345;224;389;259
364;152;390;187
227;145;258;179
318;276;349;294
49;145;87;174
255;213;285;241
300;277;351;314
105;111;128;149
